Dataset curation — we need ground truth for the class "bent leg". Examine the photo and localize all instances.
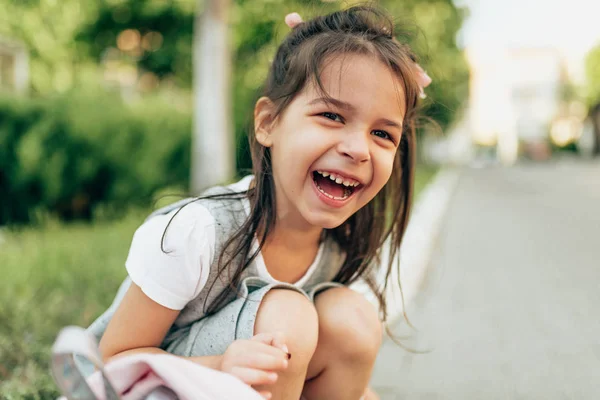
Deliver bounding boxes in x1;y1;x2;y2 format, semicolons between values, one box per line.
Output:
302;287;383;400
254;288;319;400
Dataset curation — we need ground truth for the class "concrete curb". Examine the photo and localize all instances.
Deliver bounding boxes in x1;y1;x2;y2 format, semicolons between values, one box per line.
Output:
351;167;461;323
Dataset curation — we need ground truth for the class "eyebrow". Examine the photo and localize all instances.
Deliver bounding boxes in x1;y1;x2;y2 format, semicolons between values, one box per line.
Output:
307;97;403;130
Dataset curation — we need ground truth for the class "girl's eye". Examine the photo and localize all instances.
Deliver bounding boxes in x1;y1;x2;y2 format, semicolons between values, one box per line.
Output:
319;112;395;143
320;112;343;123
372;130;393;141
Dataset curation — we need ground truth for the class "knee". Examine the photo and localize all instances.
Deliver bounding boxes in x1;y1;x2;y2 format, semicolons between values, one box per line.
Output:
255;288;319;370
315;287;383;364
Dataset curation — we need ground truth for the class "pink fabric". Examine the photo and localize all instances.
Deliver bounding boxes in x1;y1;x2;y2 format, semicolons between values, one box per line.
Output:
75;353;263;400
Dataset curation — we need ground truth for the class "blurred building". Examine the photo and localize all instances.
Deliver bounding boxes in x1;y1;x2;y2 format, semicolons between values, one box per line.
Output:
0;36;29;94
465;47;568;164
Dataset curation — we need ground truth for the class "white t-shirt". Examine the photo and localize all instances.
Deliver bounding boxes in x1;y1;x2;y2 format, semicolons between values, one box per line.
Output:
125;176;324;310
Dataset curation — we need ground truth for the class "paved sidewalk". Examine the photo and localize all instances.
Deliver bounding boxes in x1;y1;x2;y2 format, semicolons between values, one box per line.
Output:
371;160;600;399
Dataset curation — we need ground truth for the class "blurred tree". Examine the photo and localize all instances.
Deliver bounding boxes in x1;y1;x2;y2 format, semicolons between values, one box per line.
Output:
1;0;468;189
75;0;195;89
0;0;99;94
191;0;233;193
584;44;600;156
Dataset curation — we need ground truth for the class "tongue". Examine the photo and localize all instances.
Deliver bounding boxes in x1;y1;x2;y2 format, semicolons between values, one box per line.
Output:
315;174;346;198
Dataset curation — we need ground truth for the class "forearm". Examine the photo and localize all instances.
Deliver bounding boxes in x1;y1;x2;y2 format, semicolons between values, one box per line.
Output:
109;347;222;371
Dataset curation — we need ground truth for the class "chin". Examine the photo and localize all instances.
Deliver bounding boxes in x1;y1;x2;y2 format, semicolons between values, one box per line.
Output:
304;213;347;230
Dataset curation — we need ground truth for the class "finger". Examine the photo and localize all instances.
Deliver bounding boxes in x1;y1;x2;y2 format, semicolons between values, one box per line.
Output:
258;391;272;400
250;332;279;346
238;349;288;371
251;332;290;359
235;340;288;366
270;332;291;358
363;386;380;400
230;366;278;386
251;332;287;352
285;12;303;28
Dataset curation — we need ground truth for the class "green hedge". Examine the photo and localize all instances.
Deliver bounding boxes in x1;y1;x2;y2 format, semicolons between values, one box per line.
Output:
0;91;191;224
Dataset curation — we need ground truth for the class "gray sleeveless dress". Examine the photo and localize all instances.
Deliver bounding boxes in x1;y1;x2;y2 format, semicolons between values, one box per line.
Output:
88;184;345;358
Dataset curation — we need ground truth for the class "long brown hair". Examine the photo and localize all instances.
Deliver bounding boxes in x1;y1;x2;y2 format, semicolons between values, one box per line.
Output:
165;4;422;327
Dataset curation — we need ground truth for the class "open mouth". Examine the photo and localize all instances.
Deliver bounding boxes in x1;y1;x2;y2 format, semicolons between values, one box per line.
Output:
312;171;361;201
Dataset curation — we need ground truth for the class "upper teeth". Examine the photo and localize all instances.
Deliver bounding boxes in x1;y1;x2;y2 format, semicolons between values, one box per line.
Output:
316;171;360;187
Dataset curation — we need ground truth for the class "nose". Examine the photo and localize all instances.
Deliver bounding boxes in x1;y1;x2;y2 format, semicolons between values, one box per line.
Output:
336;130;370;163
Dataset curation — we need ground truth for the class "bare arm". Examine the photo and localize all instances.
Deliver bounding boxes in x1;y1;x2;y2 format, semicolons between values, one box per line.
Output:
98;282;222;370
99;281;290;400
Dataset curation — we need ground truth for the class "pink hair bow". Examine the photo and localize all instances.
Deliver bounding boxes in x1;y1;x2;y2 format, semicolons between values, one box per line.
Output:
284;12;303;28
413;63;432;99
284;12;432;98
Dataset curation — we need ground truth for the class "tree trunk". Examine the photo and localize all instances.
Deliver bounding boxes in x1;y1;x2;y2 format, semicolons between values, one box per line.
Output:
191;0;233;194
592;103;600;157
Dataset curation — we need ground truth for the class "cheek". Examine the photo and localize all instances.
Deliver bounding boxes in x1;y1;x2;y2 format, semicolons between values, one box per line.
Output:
374;151;396;187
279;127;324;162
271;133;316;179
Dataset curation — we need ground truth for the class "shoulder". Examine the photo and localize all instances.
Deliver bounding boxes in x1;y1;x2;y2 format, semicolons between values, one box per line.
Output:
200;175;254;199
139;201;217;251
135;174;254;252
125;201;218;310
225;175;254;193
194;175;254;222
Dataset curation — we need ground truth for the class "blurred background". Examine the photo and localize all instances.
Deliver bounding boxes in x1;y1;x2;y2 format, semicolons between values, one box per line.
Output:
0;0;599;398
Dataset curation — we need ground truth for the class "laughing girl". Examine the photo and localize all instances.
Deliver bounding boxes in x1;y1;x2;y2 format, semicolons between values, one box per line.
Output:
89;5;431;400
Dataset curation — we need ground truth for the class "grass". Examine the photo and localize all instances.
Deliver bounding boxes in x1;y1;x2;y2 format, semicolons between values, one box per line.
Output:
0;211;146;399
0;166;438;399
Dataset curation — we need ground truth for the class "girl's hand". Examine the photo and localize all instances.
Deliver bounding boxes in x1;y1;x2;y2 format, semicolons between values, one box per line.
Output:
220;332;290;399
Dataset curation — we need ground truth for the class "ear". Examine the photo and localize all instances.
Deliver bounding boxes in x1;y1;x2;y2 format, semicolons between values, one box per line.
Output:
254;97;276;147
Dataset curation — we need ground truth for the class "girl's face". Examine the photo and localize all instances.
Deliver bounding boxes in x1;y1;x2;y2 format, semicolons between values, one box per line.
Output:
255;53;407;231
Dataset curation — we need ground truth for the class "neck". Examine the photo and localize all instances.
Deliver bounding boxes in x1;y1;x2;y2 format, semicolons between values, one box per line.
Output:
264;219;322;251
257;215;323;284
252;178;322;252
257;205;323;251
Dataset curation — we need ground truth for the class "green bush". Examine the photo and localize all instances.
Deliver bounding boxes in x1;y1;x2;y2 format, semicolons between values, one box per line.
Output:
0;91;191;224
